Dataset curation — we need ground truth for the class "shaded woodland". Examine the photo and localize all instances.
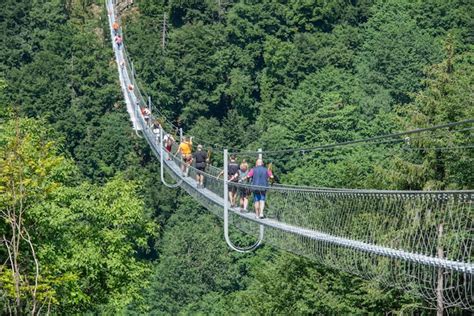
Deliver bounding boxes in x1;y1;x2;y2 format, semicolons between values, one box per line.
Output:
1;0;472;314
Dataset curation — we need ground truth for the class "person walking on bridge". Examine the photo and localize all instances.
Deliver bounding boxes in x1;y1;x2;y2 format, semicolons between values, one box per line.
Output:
112;21;120;35
175;136;193;176
163;133;175;160
218;155;240;207
193;144;208;189
152;120;161;144
244;159;273;219
141;107;151;125
114;34;123;48
238;160;250;212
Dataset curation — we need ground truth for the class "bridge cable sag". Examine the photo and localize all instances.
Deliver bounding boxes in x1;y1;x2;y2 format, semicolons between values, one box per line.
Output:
106;0;474;310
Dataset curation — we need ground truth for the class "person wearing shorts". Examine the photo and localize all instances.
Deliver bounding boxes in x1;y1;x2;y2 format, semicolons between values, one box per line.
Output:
253;191;266;202
175;136;193;176
193;144;208;188
218;155;240;207
163;133;175;160
238;161;250;212
152;121;161;144
244;159;273;219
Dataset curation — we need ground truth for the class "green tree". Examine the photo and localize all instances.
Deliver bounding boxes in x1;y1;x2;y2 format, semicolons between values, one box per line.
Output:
357;0;443;106
372;40;474;190
368;39;473;315
146;195;247;314
0;117;158;314
0;117;74;315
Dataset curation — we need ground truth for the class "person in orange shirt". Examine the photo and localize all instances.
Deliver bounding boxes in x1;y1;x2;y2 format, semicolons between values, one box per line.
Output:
112;21;120;35
175;136;193;176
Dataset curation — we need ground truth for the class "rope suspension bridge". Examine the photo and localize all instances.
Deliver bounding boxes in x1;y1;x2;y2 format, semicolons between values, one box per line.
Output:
106;0;473;311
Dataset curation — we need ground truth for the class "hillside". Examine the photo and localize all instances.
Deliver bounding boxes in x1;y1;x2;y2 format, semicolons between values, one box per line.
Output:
1;0;473;314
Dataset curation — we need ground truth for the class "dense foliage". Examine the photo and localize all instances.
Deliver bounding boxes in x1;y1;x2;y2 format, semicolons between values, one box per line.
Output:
1;0;472;314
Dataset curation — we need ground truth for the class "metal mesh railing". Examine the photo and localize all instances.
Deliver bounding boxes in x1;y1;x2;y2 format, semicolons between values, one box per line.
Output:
106;0;473;310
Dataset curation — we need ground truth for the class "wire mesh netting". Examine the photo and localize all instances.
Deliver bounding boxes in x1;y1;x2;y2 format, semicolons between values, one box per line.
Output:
107;0;473;310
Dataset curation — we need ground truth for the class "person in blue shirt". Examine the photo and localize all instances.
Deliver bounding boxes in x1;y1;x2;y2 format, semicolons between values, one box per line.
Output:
244;159;274;219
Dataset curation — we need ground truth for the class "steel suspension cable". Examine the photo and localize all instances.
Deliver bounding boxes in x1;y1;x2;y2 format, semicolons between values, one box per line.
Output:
230;119;474;156
106;1;473;311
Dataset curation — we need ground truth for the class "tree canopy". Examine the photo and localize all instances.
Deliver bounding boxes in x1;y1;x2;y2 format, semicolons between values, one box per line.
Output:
1;0;472;314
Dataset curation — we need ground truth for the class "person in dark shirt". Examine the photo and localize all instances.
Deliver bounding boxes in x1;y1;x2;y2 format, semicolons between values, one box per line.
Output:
193;144;208;188
218;155;240;207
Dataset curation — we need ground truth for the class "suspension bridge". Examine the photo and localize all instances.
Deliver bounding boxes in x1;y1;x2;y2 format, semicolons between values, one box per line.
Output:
106;0;473;311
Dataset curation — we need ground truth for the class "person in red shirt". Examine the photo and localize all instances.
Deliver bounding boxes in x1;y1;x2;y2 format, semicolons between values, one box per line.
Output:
163;133;175;160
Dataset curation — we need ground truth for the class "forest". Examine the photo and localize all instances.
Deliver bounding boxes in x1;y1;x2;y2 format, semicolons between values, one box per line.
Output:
1;0;473;314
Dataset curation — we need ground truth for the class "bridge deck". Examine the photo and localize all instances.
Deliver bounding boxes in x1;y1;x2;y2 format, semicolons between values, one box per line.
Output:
106;0;473;275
